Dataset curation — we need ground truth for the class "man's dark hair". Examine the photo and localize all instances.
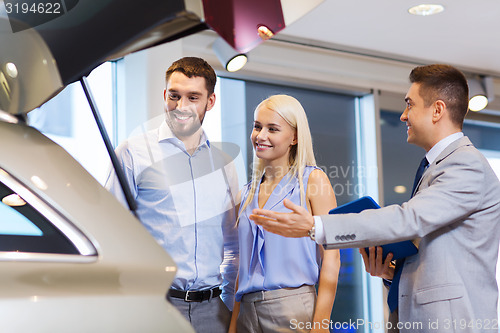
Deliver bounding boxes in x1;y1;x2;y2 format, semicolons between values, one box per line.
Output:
409;64;469;127
165;57;217;95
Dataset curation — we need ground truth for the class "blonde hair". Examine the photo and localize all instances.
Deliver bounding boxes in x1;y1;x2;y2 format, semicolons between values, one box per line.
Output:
239;95;316;220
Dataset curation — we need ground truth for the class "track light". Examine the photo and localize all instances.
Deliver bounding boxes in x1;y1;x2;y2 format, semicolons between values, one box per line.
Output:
213;37;248;72
468;76;494;112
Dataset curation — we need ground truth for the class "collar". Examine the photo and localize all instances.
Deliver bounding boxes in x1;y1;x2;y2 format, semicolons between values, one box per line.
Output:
158;120;210;149
426;132;464;165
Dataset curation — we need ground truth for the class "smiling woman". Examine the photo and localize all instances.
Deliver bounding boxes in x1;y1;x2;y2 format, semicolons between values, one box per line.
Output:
251;105;297;171
216;77;363;329
228;94;341;333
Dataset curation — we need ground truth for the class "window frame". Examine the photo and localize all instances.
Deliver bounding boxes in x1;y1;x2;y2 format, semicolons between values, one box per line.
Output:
0;168;97;262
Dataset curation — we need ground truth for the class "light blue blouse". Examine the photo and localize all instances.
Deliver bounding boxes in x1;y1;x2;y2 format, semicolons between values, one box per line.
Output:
235;165;321;302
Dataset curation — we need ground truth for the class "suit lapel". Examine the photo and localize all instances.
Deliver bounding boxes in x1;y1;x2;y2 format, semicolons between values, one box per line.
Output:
417;136;473;192
434;136;473;165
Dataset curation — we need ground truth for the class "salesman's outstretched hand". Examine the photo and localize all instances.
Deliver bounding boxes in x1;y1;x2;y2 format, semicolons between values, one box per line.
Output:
249;199;314;238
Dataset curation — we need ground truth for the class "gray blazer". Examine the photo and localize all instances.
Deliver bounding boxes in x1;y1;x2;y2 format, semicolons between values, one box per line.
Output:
322;136;500;332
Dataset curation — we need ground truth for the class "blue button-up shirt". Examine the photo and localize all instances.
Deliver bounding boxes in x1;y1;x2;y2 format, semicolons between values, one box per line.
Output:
105;121;239;309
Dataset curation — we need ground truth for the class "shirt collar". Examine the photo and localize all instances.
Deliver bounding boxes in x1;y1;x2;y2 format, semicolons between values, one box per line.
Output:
426;132;464;165
158;120;211;149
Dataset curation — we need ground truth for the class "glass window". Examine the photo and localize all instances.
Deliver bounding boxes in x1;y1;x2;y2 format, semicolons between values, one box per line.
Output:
27;62;114;185
0;180;79;254
380;110;424;205
0;199;43;236
381;112;500;206
463;121;500;151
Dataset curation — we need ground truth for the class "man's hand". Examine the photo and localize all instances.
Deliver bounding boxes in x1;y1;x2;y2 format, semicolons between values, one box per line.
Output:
249;199;314;238
359;247;395;280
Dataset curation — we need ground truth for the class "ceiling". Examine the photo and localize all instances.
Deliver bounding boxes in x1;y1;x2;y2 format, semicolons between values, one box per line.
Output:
278;0;500;77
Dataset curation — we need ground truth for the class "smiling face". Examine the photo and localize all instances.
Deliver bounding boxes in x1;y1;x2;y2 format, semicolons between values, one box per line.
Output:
251;106;297;167
164;71;215;141
400;82;435;151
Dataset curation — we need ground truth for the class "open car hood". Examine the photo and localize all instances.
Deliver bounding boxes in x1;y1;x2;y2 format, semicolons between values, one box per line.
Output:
0;0;323;115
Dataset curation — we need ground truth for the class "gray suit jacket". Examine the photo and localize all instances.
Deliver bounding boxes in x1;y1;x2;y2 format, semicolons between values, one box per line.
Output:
322;136;500;332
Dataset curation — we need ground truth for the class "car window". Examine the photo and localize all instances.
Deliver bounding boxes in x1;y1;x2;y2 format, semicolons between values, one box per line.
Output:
0;196;43;236
0;174;96;257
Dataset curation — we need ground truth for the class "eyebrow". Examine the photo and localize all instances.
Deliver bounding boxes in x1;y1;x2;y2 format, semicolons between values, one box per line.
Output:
254;121;282;128
167;89;203;96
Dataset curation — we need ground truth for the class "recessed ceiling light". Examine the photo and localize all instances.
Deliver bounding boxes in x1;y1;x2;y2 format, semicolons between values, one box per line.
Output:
408;4;445;16
394;185;407;194
257;25;274;40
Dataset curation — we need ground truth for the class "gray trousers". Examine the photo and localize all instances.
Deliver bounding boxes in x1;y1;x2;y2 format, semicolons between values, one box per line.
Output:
237;285;317;333
167;295;231;333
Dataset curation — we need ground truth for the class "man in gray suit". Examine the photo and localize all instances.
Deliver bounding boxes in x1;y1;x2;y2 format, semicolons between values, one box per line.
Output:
249;64;500;332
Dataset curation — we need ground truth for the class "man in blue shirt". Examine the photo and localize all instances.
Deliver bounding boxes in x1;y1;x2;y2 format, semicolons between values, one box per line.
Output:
106;57;239;332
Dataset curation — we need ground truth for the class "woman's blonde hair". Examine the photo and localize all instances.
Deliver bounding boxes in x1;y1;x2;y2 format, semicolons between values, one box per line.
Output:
239;95;316;220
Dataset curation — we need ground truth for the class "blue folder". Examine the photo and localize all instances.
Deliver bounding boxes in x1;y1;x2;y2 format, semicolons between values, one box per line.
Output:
328;196;418;261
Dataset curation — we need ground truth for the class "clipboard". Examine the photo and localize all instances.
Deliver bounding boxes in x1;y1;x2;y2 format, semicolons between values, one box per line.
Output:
328;196;418;261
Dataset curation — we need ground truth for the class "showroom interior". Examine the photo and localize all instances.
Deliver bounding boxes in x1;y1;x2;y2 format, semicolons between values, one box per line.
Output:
17;1;500;332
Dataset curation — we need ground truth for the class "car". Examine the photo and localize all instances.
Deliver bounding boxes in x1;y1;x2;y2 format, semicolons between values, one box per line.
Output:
0;1;202;329
0;110;196;332
0;0;322;331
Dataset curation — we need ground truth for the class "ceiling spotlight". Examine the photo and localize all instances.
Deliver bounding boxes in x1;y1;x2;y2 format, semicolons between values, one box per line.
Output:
257;25;274;40
408;4;445;16
469;95;488;112
468;76;494;112
213;37;248;72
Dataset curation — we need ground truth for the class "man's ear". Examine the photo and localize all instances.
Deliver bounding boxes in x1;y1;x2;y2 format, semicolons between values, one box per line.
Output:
432;100;446;123
206;93;216;111
163;89;167;101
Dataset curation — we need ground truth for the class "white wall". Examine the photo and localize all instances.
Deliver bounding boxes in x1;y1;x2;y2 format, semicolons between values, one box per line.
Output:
116;40;184;143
